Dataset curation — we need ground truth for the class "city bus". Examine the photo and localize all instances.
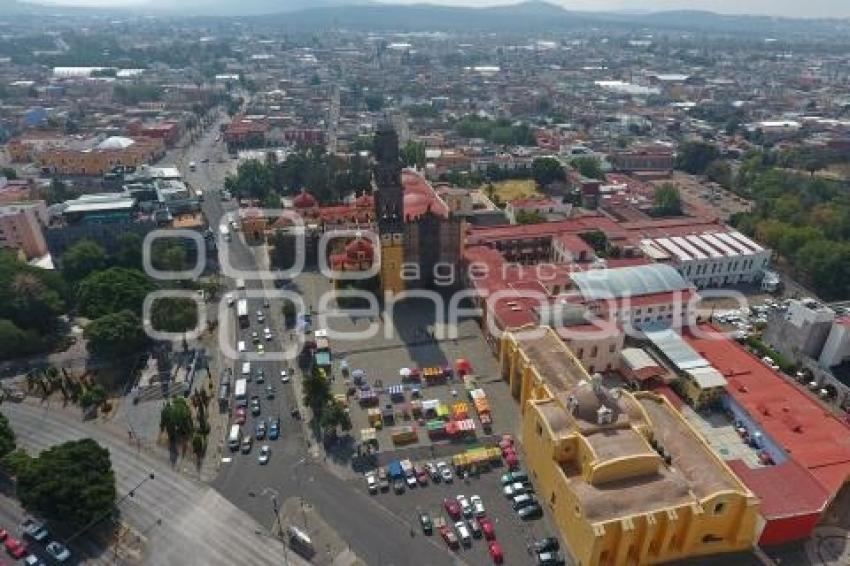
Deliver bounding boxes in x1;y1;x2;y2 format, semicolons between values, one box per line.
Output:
237;299;249;328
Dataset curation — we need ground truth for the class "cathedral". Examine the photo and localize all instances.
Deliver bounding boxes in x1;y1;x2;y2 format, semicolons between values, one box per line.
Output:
265;122;463;297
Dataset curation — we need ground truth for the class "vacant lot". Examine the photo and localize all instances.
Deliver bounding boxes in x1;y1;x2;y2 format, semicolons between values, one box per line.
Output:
485;179;540;202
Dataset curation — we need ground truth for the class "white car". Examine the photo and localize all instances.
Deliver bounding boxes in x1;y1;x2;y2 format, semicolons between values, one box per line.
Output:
456;494;472;517
280;370;290;383
45;542;71;563
454;521;471;546
470;494;485;517
365;471;378;494
437;460;453;483
258;445;270;464
263;328;273;341
256;310;265;323
503;481;530;498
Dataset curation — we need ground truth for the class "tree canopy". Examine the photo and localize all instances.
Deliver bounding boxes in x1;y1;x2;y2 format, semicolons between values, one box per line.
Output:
11;438;117;529
453;115;535;146
160;397;194;444
84;310;147;360
76;267;155;319
570;156;605;180
675;141;720;175
0;413;15;459
400;140;426;169
531;157;565;187
651;184;684;217
62;240;108;283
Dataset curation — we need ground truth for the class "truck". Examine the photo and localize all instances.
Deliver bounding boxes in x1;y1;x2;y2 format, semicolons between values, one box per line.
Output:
228;424;241;450
234;378;248;407
237;299;249;328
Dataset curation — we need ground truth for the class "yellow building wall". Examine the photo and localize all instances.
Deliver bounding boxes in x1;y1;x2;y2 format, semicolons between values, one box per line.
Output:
379;233;405;296
505;336;760;566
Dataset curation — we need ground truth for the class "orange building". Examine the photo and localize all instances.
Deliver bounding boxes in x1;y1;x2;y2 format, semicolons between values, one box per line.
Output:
10;134;164;176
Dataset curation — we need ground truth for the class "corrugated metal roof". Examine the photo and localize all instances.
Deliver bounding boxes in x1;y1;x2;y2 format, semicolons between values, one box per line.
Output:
643;326;711;371
570;263;689;300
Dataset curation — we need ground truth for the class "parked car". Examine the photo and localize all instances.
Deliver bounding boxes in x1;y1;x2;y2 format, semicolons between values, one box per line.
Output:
250;396;261;415
24;554;46;566
501;470;528;485
425;462;441;482
393;479;405;494
45;541;71;562
233;406;247;425
4;537;27;559
468;517;482;539
456;494;473;517
263;328;273;341
280;369;290;383
480;517;496;540
265;385;275;399
443;498;461;520
454;521;471;546
21;520;47;543
251;331;260;343
269;419;280;440
537;551;565;565
419;512;433;535
255;420;267;440
488;541;504;564
518;503;543;520
256;310;265;323
512;493;536;510
415;466;428;486
437;461;453;483
438;524;459;549
405;473;417;489
503;481;531;498
365;472;378;494
470;494;485;517
258;445;270;464
241;436;252;454
377;467;389;491
533;537;560;553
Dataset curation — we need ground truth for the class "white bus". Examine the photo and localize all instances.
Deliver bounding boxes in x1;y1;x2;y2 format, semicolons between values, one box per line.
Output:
219;224;231;242
236;299;249;328
228;424;241;450
234;378;248;407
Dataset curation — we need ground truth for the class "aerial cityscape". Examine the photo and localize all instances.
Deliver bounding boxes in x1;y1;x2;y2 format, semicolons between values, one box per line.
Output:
1;0;850;565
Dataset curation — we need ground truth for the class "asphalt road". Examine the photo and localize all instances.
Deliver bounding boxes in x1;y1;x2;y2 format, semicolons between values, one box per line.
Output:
174;126;464;565
0;401;300;566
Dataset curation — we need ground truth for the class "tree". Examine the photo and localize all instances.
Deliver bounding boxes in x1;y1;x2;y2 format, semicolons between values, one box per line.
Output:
150;240;188;274
84;310;147;360
531;157;565;187
320;400;351;440
62;240;107;283
1;167;16;180
400;141;426;169
364;92;384;112
705;160;732;188
114;232;143;269
160;397;194;444
651;184;683;217
676;141;720;174
79;384;107;410
570;156;604;180
150;297;198;333
303;369;331;417
13;439;117;529
76;268;154;319
42;178;69;205
0;413;15;459
514;210;545;225
0;319;41;360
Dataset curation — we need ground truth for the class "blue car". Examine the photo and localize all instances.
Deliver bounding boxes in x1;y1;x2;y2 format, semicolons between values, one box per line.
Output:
268;419;280;440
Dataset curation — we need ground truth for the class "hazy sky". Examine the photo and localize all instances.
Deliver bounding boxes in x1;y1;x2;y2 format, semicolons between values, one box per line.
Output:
24;0;850;19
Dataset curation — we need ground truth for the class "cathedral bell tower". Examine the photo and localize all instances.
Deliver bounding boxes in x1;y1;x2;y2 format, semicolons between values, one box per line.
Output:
372;120;405;296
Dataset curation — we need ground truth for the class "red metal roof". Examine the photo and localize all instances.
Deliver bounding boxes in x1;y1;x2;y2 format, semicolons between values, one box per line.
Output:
686;325;850;496
727;458;829;520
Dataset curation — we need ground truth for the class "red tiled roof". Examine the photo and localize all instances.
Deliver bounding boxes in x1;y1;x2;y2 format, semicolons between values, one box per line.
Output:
728;459;829;520
686;325;850;496
401;170;449;219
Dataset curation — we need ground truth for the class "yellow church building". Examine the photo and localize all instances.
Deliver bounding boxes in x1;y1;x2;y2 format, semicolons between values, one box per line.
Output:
500;327;760;566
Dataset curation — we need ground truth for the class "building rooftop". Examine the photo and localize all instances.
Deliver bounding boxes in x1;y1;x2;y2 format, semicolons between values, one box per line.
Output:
570;263;690;301
686;324;850;495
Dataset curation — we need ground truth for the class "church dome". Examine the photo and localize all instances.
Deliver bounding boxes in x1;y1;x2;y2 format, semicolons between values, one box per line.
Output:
97;136;135;150
345;237;374;261
563;380;623;424
293;189;318;209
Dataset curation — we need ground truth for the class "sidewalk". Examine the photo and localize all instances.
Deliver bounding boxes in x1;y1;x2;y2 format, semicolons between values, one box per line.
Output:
275;497;366;566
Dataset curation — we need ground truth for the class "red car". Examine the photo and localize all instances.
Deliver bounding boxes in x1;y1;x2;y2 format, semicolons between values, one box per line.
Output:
480;516;496;540
438;524;459;549
415;467;428;486
488;540;504;563
4;537;26;559
443;497;461;520
233;406;247;425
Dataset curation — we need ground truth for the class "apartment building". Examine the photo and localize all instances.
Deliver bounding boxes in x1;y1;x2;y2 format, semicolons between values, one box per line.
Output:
0;201;48;259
